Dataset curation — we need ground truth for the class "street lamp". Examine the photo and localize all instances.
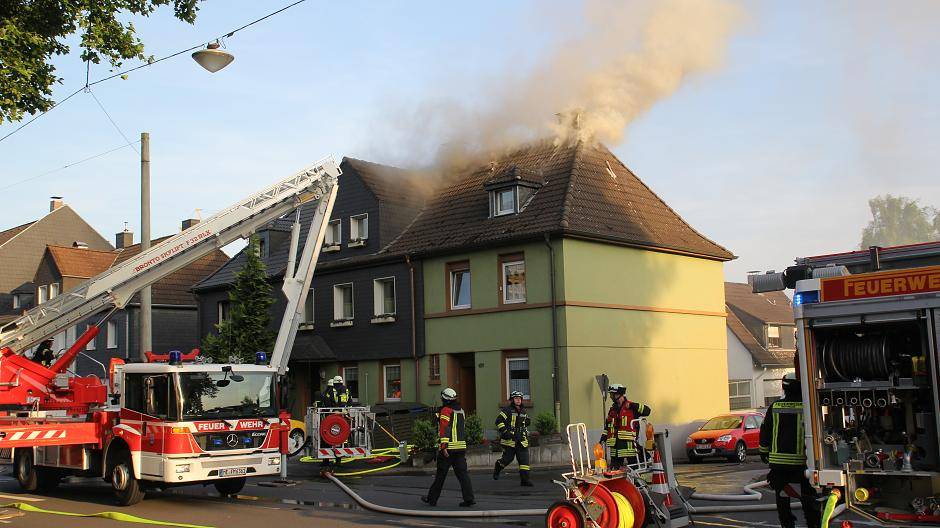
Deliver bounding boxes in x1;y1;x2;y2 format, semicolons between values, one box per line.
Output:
191;41;234;73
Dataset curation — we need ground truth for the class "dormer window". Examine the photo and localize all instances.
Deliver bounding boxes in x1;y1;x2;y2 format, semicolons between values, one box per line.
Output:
349;214;368;248
484;165;541;218
324;219;341;252
493;188;516;216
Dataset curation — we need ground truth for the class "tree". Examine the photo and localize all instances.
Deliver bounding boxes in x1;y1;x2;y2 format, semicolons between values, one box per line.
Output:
0;1;200;123
202;236;275;363
861;194;939;249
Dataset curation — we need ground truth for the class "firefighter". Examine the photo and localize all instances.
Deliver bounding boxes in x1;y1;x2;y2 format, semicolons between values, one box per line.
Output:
33;339;55;368
759;373;820;528
422;388;475;507
331;375;351;407
493;390;532;486
320;377;335;407
600;383;651;470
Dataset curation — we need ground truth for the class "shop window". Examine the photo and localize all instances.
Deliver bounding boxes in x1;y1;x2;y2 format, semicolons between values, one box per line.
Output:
384;365;402;401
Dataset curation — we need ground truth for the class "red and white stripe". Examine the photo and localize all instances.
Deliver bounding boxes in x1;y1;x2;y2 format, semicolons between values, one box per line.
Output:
317;447;367;457
1;429;66;442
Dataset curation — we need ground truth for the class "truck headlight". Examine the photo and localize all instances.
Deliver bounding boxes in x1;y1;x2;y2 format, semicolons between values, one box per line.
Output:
268;457;280;465
175;464;191;473
717;435;732;443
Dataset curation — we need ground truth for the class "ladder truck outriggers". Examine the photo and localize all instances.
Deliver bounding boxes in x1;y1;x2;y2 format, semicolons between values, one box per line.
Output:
752;242;940;526
0;158;342;505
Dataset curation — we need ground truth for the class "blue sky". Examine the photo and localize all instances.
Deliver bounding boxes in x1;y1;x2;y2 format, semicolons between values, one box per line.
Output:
1;1;938;281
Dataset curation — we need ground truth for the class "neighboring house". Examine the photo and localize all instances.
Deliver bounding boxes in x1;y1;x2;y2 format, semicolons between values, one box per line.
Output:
194;158;425;418
389;140;734;448
0;198;112;325
724;282;796;410
31;223;229;376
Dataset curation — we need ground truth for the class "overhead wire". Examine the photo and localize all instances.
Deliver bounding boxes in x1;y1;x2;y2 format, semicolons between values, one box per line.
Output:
0;0;310;145
0;141;140;192
87;88;139;154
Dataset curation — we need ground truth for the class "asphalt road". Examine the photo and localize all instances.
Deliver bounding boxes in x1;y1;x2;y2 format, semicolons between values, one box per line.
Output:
0;457;874;527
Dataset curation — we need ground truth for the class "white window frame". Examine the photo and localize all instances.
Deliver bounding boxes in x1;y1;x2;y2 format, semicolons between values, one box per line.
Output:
302;288;314;325
12;294;20;310
450;268;471;310
373;277;396;316
38;285;48;304
49;282;60;300
383;364;402;402
217;301;230;324
767;325;781;349
505;356;531;400
85;324;96;350
343;366;359;402
107;321;118;349
729;379;752;410
333;283;354;321
501;259;526;304
325;219;342;246
492;187;517;216
350;214;369;241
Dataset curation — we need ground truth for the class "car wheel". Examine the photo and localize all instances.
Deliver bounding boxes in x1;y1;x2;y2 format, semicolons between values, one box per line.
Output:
111;450;145;506
214;477;246;496
288;428;306;457
687;452;702;464
729;441;747;463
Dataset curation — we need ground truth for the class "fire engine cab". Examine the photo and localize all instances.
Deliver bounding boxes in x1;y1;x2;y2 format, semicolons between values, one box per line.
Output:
753;242;940;525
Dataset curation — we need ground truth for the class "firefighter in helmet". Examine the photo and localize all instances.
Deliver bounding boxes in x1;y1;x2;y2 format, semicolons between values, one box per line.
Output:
759;373;820;528
422;388;475;507
600;383;651;469
331;375;351;407
493;390;533;486
320;377;335;407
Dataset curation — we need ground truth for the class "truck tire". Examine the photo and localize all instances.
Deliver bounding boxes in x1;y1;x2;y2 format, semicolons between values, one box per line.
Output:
214;477;246;496
14;450;39;492
111;451;145;506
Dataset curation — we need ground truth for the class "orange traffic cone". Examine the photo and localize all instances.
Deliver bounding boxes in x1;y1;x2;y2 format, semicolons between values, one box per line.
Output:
650;449;675;507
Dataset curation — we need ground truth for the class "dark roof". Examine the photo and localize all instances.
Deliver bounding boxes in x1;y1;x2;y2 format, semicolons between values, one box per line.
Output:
46;245;118;278
115;236;229;305
290;333;336;362
0;221;35;247
725;282;794;324
389;141;733;260
727;309;792;367
344;157;425;209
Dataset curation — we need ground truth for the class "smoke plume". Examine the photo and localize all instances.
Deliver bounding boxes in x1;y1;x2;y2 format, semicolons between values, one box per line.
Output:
373;0;745;171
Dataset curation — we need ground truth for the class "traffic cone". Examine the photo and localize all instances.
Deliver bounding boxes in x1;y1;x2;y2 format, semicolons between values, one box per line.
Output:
650;448;673;507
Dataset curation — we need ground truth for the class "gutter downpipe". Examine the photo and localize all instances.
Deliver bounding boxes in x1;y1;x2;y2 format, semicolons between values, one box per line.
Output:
406;254;419;401
544;233;561;430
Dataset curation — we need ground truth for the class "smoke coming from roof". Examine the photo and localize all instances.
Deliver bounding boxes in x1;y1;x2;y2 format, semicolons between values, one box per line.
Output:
374;0;745;170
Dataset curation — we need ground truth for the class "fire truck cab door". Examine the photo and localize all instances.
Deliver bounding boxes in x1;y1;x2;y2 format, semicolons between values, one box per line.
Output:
139;374;169;478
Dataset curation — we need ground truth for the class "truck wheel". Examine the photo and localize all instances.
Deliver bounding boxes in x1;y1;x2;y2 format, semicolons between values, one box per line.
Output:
729;442;747;463
111;451;145;506
214;477;246;496
14;450;39;492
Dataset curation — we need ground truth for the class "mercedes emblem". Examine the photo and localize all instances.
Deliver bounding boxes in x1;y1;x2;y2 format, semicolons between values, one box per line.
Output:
226;433;239;448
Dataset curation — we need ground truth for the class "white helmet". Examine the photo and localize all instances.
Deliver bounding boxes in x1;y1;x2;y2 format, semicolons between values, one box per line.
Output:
326;378;335;387
441;387;457;401
333;375;344;385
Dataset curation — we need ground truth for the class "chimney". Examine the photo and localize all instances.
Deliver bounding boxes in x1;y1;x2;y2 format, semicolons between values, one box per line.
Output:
72;241;89;249
115;229;133;249
49;196;64;212
181;218;200;231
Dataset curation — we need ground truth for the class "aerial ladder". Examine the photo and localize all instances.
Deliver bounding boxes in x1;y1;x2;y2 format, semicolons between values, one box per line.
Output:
0;158;339;504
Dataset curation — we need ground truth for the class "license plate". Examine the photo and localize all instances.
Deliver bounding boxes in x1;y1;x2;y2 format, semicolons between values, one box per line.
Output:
697;444;712;450
219;467;247;477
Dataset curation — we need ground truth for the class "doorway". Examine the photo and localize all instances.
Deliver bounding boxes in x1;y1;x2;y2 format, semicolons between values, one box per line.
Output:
448;353;477;414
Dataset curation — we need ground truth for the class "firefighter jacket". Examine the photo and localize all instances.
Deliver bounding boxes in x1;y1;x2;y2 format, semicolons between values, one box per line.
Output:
604;400;651;456
437;403;467;451
323;385;350;407
759;396;806;467
495;405;530;448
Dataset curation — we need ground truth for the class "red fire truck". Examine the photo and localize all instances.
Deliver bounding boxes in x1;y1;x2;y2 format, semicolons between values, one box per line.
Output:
0;158;340;504
752;242;940;525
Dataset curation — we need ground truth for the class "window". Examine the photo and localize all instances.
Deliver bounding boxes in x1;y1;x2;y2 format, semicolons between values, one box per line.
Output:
49;283;59;300
12;294;19;310
217;301;231;324
86;325;96;350
728;379;752;410
428;355;441;382
448;263;471;310
350;214;368;241
384;365;402;401
491;187;517;216
38;285;48;304
325;220;341;246
373;278;395;316
333;284;354;321
744;415;762;430
303;288;314;325
767;325;781;349
501;257;526;304
506;356;530;400
343;367;359;402
257;234;268;258
107;321;118;349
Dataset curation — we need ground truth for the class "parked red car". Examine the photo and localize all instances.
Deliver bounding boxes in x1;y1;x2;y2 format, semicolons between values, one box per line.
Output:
686;412;764;463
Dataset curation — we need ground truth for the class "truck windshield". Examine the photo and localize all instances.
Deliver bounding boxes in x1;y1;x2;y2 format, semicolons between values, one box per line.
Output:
701;416;743;430
178;372;276;420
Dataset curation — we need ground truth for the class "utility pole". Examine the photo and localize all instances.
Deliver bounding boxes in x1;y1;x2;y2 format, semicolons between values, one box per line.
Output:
140;132;152;360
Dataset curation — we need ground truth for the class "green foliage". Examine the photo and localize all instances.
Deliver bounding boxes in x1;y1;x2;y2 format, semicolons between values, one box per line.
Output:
861;194;940;249
201;236;275;363
411;418;437;451
534;411;559;436
0;1;201;123
465;413;484;446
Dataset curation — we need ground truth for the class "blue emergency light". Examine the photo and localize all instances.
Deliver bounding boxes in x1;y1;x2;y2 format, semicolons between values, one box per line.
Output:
255;351;267;365
168;350;182;365
794;290;820;306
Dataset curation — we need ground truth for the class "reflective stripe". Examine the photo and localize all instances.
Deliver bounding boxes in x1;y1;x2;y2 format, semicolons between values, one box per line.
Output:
519;465;530;470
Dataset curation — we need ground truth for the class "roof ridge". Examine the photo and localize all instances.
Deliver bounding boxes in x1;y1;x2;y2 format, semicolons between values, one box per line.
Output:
597;144;734;260
46;244;117;254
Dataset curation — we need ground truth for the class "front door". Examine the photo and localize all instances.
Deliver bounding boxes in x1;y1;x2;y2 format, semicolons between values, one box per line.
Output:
449;353;477;415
